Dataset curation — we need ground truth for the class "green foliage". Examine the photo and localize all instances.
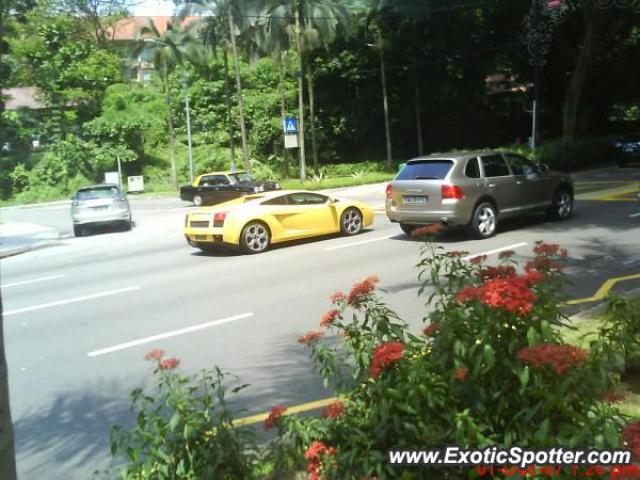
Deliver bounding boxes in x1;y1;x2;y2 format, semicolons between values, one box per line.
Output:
535;137;619;170
276;241;626;478
110;354;260;479
600;295;640;372
9;163;29;193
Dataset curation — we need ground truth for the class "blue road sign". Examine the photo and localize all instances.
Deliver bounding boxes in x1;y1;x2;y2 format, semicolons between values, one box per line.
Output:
283;117;298;134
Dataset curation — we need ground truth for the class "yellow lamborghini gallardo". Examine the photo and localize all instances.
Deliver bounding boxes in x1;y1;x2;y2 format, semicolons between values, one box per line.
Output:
183;190;374;253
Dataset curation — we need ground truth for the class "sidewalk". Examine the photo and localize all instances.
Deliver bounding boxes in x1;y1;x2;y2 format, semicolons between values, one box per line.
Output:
0;222;59;258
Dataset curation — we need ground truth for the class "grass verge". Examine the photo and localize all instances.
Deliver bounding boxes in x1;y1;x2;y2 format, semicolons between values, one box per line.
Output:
280;172;393;191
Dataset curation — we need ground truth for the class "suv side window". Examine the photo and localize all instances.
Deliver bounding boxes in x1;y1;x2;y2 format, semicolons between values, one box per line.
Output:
464;157;481;178
481;155;510;177
505;154;541;177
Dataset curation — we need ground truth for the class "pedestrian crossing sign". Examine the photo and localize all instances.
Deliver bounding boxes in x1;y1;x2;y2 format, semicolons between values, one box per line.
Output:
283;117;298;134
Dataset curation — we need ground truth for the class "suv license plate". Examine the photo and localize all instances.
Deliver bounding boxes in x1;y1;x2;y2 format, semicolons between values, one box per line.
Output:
403;195;428;204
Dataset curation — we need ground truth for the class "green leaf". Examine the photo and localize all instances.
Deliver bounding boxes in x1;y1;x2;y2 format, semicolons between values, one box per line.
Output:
169;412;181;432
519;367;530;388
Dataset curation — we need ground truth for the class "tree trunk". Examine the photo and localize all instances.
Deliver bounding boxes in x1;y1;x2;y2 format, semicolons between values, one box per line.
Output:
228;7;250;173
278;51;290;177
380;48;393;169
306;63;319;174
562;2;602;144
295;0;306;181
163;64;177;190
0;292;18;480
223;48;236;172
413;65;423;156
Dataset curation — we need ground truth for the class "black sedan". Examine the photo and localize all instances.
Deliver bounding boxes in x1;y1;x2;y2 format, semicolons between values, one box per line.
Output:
180;171;281;206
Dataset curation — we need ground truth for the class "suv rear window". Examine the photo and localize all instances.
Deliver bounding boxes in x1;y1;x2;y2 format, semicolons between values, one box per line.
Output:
396;160;453;180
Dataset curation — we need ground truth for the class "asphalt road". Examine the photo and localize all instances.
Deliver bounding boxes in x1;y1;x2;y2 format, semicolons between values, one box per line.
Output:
1;166;640;479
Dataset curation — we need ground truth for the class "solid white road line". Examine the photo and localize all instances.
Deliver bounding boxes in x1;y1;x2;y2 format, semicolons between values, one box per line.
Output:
630;212;640;218
461;242;529;261
325;235;394;251
1;274;65;288
4;286;140;316
87;312;255;357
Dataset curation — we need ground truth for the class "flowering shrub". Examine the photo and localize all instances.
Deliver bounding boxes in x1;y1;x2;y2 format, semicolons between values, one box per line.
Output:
600;294;640;372
276;239;626;478
110;351;261;479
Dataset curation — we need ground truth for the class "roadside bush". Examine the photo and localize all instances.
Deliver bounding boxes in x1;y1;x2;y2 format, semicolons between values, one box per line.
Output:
9;163;30;194
535;136;618;171
271;238;626;478
110;351;262;479
600;295;640;373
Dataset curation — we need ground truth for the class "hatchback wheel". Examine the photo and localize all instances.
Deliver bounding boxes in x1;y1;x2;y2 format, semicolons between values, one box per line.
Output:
547;188;573;220
240;221;270;254
73;225;83;237
340;208;363;235
469;202;497;239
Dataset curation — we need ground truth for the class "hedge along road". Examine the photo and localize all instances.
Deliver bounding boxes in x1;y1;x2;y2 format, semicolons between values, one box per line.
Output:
2;170;640;479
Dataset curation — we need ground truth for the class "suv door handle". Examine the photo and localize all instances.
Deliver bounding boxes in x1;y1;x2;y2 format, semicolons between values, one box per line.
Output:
488;183;496;188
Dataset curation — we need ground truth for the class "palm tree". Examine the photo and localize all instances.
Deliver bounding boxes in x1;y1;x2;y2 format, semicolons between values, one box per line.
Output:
256;0;352;177
135;18;191;189
177;0;253;172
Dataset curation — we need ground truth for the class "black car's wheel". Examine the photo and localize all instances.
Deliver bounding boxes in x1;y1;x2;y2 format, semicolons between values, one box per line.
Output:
469;202;497;239
547;188;573;220
73;225;83;237
340;208;363;235
193;195;203;207
121;219;132;231
400;223;416;236
240;221;270;254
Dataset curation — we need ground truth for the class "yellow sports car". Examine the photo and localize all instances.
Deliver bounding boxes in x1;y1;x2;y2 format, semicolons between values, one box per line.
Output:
183;190;374;253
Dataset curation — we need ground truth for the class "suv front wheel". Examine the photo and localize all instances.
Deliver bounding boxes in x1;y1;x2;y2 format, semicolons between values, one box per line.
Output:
469;202;497;239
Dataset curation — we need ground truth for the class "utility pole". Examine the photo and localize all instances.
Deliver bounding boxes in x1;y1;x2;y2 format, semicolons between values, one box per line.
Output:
294;0;306;181
531;0;541;152
380;47;392;169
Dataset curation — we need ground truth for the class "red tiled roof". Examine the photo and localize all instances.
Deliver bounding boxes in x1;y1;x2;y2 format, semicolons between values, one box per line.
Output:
108;16;199;41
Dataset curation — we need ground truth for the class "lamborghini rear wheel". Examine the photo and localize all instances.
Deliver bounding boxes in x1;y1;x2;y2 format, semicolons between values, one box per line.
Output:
340;208;363;236
240;221;271;254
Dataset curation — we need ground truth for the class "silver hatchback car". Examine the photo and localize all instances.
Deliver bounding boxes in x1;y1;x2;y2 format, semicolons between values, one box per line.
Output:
71;184;132;237
385;151;574;238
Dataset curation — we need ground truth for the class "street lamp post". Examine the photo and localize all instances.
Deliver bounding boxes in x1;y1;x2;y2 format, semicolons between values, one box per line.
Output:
184;78;194;182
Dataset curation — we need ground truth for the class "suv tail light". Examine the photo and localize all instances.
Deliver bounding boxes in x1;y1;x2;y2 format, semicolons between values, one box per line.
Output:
385;183;393;198
213;211;227;227
441;185;464;199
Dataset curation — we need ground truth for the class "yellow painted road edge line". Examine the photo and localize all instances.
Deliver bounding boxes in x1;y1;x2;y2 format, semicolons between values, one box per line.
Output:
233;273;640;427
565;273;640;305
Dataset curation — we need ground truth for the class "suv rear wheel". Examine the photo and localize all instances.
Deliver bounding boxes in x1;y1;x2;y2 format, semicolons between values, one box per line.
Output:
400;223;416;236
469;202;497;239
547;188;573;220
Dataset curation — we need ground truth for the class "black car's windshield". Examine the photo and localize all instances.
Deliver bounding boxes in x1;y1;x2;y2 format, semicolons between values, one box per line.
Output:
76;187;120;200
397;160;454;180
229;173;254;183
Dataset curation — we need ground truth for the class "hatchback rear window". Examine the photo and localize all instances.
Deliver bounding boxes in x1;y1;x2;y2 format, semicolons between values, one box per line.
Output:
76;187;119;200
396;160;453;180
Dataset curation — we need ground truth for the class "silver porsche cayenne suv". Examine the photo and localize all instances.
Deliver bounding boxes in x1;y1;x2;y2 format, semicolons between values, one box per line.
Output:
385;151;574;238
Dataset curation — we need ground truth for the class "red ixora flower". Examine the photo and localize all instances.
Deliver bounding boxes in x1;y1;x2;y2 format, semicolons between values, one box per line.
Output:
499;250;515;259
159;358;180;370
330;291;346;303
423;323;440;336
145;349;165;361
298;331;324;346
469;255;487;265
323;400;345;419
454;367;469;381
447;250;469;258
305;441;337;480
263;405;287;431
525;257;564;273
517;344;588;374
320;309;340;328
369;342;404;378
347;275;380;306
533;241;561;256
622;422;640;459
411;224;443;237
477;265;516;280
456;272;541;317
